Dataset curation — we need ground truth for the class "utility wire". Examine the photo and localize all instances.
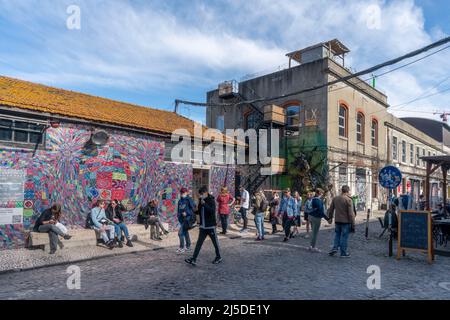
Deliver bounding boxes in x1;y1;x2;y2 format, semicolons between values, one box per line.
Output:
175;36;450;109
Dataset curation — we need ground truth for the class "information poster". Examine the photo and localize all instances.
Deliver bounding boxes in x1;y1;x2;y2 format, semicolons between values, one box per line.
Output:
0;169;25;225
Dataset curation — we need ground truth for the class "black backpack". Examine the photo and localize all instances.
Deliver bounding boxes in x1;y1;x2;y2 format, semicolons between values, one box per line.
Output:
85;211;94;229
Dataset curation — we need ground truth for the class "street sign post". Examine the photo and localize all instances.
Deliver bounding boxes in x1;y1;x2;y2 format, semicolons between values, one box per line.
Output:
379;165;402;257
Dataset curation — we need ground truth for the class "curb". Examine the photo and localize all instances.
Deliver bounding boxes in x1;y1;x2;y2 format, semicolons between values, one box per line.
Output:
0;243;168;276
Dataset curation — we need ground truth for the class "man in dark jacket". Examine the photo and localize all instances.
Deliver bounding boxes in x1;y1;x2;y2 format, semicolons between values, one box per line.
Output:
185;186;222;266
33;204;72;254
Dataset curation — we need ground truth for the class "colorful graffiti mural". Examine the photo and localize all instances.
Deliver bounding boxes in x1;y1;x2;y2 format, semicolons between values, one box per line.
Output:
284;126;328;194
0;122;235;249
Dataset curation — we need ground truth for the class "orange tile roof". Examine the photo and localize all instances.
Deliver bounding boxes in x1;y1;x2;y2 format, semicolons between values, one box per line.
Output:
0;75;204;137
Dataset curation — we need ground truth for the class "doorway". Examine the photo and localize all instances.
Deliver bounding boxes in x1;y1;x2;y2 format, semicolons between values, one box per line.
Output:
192;168;210;203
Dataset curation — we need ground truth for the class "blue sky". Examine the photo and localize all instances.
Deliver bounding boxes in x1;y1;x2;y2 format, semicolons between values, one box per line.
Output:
0;0;449;123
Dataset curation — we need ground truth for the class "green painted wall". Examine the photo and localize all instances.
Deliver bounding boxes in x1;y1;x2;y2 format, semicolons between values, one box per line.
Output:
275;126;328;194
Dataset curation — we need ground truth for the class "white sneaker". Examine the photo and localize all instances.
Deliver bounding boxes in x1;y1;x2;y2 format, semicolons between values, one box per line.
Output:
312;247;321;253
185;247;192;252
176;248;185;254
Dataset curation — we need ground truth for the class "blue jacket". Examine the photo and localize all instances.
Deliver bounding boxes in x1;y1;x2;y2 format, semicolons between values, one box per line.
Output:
304;199;313;214
309;197;327;219
294;198;302;217
279;196;296;218
91;206;108;229
177;196;195;224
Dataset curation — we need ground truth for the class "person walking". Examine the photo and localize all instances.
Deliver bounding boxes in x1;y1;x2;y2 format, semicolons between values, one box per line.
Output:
327;185;355;258
269;192;281;234
185;186;222;266
33;204;72;254
278;188;296;242
177;187;195;254
253;190;268;241
292;191;302;238
303;191;314;239
239;186;250;233
216;187;235;235
308;188;328;252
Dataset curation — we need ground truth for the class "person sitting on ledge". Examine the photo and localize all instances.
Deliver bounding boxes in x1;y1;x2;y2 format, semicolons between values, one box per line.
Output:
33;204;72;254
106;199;133;248
91;200;115;249
143;199;169;240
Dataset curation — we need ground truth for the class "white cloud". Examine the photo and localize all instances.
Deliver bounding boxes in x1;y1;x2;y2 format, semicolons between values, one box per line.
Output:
0;0;448;121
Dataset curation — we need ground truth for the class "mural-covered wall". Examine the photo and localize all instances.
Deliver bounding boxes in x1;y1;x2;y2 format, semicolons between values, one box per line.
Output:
0;122;194;249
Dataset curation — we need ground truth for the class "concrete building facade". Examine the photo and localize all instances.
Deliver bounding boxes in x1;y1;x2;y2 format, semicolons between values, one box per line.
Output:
206;39;447;211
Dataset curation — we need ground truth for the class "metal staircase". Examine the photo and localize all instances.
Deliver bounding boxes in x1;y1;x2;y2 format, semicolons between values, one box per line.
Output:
218;80;284;195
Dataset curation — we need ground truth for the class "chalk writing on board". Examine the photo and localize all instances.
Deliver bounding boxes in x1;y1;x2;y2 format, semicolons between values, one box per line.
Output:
400;211;429;250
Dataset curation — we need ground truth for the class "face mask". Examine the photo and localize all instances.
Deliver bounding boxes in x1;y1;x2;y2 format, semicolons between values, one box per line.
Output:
201;194;207;199
181;195;187;198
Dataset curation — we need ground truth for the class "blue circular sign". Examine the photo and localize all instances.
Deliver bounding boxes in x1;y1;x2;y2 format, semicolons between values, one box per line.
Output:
379;165;402;189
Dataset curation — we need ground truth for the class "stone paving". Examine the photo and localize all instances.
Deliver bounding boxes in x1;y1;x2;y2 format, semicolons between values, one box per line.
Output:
1;211;450;300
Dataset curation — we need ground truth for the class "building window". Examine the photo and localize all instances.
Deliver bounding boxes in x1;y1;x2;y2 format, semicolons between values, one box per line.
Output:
401;140;406;163
245;112;259;130
371;119;378;147
0;117;46;146
416;146;420;166
216;115;224;132
338;105;348;138
356;112;365;143
422;149;425;167
410;143;414;164
392;136;398;161
372;183;378;199
286;105;300;127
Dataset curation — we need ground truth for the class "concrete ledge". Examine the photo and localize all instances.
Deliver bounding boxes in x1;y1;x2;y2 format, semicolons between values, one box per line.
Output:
28;224;168;250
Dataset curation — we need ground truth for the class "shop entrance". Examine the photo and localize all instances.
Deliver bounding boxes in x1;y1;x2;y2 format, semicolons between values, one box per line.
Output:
192;168;210;203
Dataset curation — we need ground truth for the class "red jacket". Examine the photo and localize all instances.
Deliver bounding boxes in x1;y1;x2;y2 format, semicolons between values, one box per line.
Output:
217;194;234;215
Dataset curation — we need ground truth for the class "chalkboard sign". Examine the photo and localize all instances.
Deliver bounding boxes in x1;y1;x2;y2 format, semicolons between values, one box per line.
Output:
397;210;433;263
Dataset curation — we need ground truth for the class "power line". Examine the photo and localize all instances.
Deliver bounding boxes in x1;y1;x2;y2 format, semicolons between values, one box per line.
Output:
175;36;450;110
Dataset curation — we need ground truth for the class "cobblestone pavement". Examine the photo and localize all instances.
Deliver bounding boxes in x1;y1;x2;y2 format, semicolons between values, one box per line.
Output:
1;218;450;300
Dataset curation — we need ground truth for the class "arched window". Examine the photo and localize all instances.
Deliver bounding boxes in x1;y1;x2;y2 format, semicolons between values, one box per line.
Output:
286;105;300;127
356;112;365;143
338;105;348;137
245;112;259;130
371;119;378;147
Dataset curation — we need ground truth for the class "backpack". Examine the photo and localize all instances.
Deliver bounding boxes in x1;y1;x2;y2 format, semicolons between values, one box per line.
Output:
260;198;269;212
85;211;94;229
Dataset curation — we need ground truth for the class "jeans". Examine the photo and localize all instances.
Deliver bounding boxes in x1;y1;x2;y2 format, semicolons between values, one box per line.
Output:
114;222;130;241
283;216;294;239
240;207;248;229
254;212;265;239
95;225;115;243
38;224;65;252
219;214;229;233
333;223;351;255
178;224;191;249
309;215;322;248
192;228;221;260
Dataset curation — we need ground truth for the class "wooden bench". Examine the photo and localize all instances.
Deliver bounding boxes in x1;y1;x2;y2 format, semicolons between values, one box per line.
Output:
27;224;165;250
